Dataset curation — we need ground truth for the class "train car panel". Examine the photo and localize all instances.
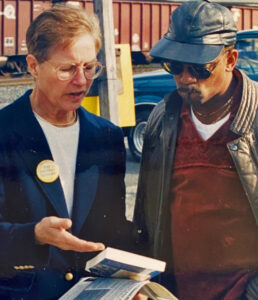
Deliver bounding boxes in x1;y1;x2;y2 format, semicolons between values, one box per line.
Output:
2;0;17;56
151;4;161;49
131;3;141;51
231;7;258;30
0;1;3;55
32;0;52;20
254;10;258;29
160;4;172;37
243;9;252;29
120;2;130;44
18;1;31;55
141;3;151;52
113;2;120;44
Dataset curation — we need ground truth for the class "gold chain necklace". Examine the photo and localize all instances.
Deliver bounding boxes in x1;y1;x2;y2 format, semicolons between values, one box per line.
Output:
35;110;77;127
192;96;233;123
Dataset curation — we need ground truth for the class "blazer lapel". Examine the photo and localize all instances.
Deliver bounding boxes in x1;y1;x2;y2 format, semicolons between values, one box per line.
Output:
12;93;69;218
72;108;100;236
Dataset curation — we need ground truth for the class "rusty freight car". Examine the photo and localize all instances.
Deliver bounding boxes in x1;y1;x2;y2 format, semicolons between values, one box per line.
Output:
0;0;258;73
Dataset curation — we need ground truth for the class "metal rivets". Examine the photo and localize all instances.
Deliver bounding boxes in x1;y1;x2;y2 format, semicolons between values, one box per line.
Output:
230;144;238;151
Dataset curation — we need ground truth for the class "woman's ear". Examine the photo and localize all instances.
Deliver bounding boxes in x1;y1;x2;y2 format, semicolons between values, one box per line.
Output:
226;49;238;72
26;54;39;78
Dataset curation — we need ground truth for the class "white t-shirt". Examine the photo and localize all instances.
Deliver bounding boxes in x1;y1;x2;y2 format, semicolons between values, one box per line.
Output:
191;107;230;141
34;113;79;217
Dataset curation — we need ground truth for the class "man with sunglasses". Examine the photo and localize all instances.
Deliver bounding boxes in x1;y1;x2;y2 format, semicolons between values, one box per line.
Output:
134;1;258;299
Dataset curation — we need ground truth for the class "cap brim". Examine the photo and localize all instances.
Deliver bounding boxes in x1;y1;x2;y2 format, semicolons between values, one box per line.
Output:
150;37;224;64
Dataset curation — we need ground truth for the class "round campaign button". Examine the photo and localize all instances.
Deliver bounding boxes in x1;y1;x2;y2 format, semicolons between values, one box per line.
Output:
36;160;59;183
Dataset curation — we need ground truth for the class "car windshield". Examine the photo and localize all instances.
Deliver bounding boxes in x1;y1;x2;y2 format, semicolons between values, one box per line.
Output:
235;36;258;77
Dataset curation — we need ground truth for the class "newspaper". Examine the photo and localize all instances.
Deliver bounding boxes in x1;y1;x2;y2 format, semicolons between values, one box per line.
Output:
59;276;178;300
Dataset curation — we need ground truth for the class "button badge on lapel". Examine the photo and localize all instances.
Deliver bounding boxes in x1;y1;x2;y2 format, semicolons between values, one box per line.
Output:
36;160;59;183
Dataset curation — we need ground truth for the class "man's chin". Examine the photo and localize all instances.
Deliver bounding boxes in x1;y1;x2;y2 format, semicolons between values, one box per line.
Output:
178;90;191;103
178;91;188;100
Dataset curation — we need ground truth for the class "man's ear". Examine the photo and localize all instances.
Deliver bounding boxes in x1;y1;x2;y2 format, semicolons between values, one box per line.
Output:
26;54;39;78
226;49;238;72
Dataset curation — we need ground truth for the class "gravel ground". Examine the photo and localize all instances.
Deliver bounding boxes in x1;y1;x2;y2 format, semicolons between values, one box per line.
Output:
0;84;33;108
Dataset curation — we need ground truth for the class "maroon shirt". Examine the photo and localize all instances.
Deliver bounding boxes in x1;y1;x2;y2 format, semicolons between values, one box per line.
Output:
170;74;258;299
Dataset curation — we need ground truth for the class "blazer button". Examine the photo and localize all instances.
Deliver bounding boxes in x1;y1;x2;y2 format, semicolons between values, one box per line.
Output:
65;272;74;281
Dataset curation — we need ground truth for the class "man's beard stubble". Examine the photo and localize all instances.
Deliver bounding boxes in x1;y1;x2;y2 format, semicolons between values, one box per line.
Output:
177;85;202;104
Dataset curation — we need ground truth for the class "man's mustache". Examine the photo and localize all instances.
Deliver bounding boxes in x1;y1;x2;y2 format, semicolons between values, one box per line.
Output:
177;86;201;95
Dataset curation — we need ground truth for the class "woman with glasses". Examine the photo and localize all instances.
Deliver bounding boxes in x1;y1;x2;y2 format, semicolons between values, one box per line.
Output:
0;5;136;299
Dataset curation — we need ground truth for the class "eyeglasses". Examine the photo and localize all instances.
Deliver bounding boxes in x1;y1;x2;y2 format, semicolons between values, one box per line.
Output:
161;60;219;80
45;60;103;81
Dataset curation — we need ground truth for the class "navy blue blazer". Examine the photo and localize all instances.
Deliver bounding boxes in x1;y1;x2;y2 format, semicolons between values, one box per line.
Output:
0;90;134;299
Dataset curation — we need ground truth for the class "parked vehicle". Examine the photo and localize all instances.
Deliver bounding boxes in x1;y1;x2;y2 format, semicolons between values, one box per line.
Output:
235;30;258;82
127;69;175;160
127;29;258;161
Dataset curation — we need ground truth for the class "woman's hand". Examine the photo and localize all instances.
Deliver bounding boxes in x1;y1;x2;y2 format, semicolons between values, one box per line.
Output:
34;216;105;252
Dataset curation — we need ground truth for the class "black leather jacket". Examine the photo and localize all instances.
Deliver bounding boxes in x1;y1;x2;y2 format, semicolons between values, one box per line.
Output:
133;70;258;265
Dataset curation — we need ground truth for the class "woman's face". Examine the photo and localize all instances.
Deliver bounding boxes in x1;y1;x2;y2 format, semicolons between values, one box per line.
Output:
30;33;97;115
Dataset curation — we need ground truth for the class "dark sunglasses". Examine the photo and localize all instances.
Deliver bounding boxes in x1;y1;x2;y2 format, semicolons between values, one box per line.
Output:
161;60;218;80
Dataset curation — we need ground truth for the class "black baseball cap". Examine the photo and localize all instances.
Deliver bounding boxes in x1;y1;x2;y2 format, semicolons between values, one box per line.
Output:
150;0;237;64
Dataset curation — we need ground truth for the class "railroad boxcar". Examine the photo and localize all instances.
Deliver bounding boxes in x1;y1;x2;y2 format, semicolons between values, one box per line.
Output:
1;0;258;71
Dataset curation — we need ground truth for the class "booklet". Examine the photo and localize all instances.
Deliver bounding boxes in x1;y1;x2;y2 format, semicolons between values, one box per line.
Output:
59;247;178;300
85;247;166;281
